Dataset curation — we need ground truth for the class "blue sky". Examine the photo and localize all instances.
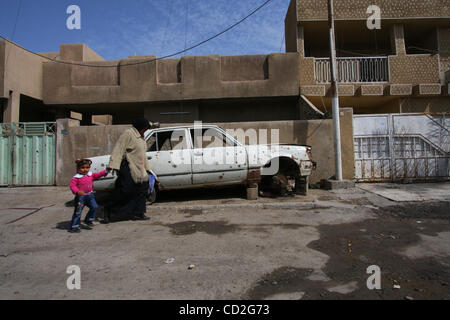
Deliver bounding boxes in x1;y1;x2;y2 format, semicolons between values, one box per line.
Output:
1;0;291;60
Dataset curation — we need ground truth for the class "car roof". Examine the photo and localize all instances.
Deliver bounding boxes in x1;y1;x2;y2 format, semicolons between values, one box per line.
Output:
144;124;224;139
148;124;222;132
150;124;221;131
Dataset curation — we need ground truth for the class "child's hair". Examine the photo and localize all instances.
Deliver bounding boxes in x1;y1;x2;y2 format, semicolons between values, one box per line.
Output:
75;158;92;169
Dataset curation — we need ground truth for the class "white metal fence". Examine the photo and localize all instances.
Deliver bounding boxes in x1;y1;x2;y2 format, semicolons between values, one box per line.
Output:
353;114;449;181
315;57;389;83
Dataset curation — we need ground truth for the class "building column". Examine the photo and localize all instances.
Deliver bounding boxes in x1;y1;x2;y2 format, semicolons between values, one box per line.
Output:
3;91;20;123
297;25;305;57
390;24;406;56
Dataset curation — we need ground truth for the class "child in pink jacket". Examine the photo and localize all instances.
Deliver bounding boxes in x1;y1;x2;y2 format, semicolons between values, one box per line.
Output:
69;159;109;233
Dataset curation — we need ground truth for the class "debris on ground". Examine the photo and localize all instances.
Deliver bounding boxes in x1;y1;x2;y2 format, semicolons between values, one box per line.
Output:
165;258;175;264
188;264;195;270
259;174;295;198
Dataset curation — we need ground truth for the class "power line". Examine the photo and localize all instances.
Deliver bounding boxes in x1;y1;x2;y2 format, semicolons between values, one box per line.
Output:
184;0;190;50
5;0;23;78
0;0;273;68
159;0;174;57
10;0;23;41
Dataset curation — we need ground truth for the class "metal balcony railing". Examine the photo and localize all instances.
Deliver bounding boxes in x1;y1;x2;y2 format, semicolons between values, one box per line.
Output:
314;57;389;83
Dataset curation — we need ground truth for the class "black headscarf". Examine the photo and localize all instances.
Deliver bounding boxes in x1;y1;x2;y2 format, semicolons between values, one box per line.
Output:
132;118;150;132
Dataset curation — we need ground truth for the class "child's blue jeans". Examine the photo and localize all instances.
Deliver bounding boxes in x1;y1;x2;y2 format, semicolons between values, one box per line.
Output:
70;193;98;229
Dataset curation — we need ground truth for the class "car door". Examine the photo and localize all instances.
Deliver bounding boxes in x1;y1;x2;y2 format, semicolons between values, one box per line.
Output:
146;128;192;189
191;127;247;185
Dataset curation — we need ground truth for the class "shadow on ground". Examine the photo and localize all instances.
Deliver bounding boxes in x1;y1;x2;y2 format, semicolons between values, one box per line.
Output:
156;185;247;203
245;201;450;300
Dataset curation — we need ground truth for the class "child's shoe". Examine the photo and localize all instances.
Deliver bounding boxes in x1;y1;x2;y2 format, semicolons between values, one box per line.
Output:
82;223;93;230
85;221;94;227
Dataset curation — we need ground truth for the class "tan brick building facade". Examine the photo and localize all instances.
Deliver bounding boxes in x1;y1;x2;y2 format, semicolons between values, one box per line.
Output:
286;0;450;114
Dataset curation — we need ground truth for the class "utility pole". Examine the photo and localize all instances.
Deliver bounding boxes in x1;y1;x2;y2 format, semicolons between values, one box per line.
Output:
327;0;343;181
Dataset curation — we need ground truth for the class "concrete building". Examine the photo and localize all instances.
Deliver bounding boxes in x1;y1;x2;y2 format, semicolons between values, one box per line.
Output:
1;0;449;124
285;0;450;114
1;40;300;124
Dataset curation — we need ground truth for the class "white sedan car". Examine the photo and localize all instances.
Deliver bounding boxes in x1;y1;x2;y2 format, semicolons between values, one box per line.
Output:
90;125;315;202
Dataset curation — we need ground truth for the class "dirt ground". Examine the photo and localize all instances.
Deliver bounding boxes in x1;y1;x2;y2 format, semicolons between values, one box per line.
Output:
0;183;449;300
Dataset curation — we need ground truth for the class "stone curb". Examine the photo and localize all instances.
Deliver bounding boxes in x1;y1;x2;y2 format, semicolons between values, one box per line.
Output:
147;200;350;211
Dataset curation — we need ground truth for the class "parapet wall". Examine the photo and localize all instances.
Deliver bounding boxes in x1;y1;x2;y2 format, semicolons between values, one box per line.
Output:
0;39;48;100
44;53;299;105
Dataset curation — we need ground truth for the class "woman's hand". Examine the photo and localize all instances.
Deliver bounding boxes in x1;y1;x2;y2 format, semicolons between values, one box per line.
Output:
107;167;119;176
77;191;86;196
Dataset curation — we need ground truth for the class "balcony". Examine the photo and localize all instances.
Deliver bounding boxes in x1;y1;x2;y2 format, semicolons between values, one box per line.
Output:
314;57;389;83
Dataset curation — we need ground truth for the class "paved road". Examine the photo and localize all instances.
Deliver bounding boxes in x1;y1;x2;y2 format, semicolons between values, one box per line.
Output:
0;183;449;299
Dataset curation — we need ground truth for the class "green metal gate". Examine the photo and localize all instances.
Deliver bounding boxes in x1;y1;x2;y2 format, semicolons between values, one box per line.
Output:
0;122;56;186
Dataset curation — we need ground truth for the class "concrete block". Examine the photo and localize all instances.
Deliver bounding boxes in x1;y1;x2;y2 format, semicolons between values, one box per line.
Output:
70;111;82;121
321;179;355;190
92;115;113;126
361;85;384;96
294;176;309;195
300;85;326;96
338;84;355;96
247;186;259;200
390;84;412;96
417;84;441;95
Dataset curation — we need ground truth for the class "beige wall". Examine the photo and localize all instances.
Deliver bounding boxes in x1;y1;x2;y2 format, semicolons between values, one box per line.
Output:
157;58;181;84
56;119;130;186
0;39;50;122
389;54;441;84
0;40;46;100
221;55;268;81
284;0;298;53
71;61;119;86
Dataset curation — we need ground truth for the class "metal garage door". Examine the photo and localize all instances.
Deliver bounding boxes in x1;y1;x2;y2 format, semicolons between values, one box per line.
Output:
353;114;449;182
0;122;56;186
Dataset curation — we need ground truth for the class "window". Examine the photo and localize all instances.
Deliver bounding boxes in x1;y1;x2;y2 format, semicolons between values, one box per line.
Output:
147;130;187;152
190;128;236;149
147;133;157;152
